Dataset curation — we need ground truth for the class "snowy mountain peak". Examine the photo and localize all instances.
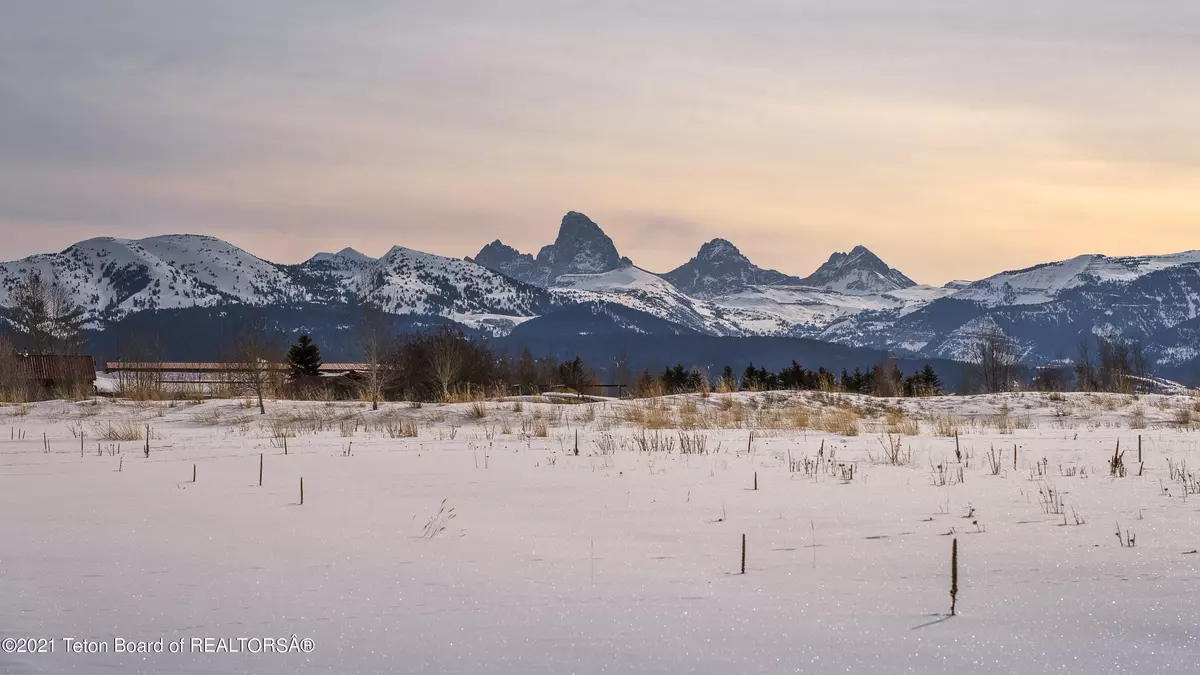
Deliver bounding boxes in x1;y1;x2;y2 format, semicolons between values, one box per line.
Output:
659;239;803;300
800;246;916;295
473;211;629;287
307;247;376;265
334;247;373;262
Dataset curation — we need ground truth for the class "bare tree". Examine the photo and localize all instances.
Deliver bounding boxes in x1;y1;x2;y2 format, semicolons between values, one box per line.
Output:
8;269;85;353
969;324;1018;393
1097;338;1133;393
1074;339;1097;391
229;317;279;415
359;301;392;411
428;328;465;401
1132;343;1150;379
871;351;904;397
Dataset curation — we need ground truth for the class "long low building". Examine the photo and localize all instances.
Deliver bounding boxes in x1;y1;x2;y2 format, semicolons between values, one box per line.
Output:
104;361;370;374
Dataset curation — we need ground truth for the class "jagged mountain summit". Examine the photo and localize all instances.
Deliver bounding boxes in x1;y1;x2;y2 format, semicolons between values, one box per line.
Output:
659;238;804;300
799;245;917;295
472;211;631;287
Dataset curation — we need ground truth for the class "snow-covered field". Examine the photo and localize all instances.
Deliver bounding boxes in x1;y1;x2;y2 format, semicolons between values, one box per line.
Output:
3;391;1200;674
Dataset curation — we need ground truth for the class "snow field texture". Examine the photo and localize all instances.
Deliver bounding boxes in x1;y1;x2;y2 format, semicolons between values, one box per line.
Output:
3;391;1200;674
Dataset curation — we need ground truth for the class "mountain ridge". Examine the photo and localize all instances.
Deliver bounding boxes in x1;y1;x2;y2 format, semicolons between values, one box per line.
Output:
2;215;1198;378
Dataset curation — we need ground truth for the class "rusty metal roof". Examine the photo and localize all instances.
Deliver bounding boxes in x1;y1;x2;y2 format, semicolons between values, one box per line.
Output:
16;354;97;382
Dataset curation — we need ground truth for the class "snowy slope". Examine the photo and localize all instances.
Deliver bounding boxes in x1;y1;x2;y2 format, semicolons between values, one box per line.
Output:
549;266;757;336
361;246;555;325
952;251;1200;307
0;235;303;322
706;283;955;338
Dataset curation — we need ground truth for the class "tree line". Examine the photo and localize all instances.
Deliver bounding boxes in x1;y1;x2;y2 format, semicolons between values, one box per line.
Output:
265;323;951;409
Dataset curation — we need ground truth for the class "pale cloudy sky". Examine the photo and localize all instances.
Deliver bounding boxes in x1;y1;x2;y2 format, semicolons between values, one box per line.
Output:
2;1;1199;284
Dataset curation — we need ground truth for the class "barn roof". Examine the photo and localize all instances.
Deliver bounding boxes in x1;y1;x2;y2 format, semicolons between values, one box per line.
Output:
16;354;97;382
104;361;369;373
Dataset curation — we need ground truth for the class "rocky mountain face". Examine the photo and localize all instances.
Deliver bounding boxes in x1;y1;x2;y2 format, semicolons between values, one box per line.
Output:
471;241;538;285
659;238;803;300
472;211;630;287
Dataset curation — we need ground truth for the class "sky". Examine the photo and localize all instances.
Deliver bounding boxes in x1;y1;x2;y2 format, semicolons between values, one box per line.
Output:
2;1;1200;285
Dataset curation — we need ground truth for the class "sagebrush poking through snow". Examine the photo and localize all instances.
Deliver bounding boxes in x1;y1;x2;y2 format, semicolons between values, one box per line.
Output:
5;390;1200;674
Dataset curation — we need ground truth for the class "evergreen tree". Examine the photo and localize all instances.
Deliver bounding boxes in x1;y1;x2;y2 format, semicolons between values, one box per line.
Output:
558;356;592;393
741;363;760;391
287;335;322;379
661;363;704;393
720;365;735;390
920;365;942;394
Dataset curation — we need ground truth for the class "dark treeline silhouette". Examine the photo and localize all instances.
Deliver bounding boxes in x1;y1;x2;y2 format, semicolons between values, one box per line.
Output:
274;327;952;402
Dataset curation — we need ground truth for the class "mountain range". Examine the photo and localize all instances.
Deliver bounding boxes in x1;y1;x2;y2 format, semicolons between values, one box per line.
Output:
2;212;1198;382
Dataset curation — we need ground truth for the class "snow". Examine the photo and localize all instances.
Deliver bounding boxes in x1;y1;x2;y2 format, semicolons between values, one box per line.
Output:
4;391;1200;674
551;267;750;335
882;283;959;313
711;286;887;329
0;234;303;321
306;248;377;265
952;251;1200;307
